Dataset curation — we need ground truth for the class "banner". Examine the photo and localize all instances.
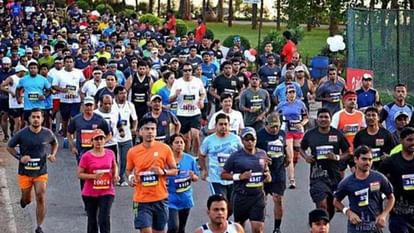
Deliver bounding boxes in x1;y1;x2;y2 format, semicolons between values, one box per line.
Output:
243;0;260;4
346;68;374;91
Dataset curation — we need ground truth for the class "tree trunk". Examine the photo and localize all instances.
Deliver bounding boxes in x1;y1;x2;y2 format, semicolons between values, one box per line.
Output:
276;0;281;30
179;0;191;20
369;0;375;8
228;0;233;27
217;0;224;22
148;0;154;13
135;0;139;11
252;3;257;29
157;0;161;16
202;0;207;17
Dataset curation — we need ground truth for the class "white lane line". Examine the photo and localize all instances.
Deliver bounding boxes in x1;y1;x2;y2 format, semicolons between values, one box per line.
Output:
0;168;17;233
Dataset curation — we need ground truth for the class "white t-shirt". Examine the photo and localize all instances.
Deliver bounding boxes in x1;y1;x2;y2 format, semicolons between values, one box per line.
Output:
52;69;85;103
81;79;106;97
8;75;24;109
208;109;244;135
113;101;137;143
169;77;206;117
48;67;62;100
94;108;119;146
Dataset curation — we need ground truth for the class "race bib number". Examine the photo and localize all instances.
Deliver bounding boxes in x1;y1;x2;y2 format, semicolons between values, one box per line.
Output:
170;102;178;111
330;92;341;102
183;94;195;103
315;145;333;160
24;158;41;170
140;171;159;187
268;76;277;85
246;172;264;188
355;187;369;207
81;130;95;147
224;88;236;95
174;171;191;193
268;141;283;158
133;93;146;103
288;119;301;132
402;174;414;191
93;169;112;190
28;92;39;101
217;153;230;167
344;124;359;136
250;97;262;111
371;148;381;162
65;85;77;98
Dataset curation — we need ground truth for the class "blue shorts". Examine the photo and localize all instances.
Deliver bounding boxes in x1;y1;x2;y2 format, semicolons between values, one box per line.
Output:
60;102;81;121
389;214;414;233
133;199;168;231
210;183;233;203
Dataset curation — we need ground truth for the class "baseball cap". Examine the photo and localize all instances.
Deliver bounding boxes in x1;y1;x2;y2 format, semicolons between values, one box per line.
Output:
25;48;33;54
2;57;11;64
362;73;373;80
241;127;256;138
15;65;28;73
266;113;281;127
394;111;410;121
169;58;179;64
308;208;330;224
294;66;305;72
91;129;106;140
83;96;95;105
150;94;162;102
233;35;241;42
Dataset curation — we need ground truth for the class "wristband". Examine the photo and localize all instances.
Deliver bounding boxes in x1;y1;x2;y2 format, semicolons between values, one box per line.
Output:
342;207;349;215
232;173;240;181
128;174;135;182
335;155;340;161
163;168;167;176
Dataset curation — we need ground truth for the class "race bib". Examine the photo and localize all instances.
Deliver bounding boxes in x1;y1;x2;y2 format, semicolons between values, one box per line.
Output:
224;88;236;95
183;94;195;103
24;158;41;170
133;93;146;103
28;92;39;101
330;92;341;102
402;174;414;191
81;129;95;147
315;145;334;160
174;171;191;193
344;124;359;136
268;140;283;158
250;97;262;111
355;187;369;207
288;119;302;132
65;85;77;98
140;171;159;187
93;169;112;190
170;102;178;111
217;153;230;167
268;76;277;85
371;148;381;162
246;172;264;188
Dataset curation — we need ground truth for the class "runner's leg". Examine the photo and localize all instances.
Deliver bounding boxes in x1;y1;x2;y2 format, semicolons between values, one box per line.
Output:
33;181;47;227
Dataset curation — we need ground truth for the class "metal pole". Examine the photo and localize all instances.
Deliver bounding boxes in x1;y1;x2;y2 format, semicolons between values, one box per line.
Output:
368;9;373;70
396;9;400;83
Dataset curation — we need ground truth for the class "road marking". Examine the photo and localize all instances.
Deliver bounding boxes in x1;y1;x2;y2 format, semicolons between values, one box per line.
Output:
0;168;17;233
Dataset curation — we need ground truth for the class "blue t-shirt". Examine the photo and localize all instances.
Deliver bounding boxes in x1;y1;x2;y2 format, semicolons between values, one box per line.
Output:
316;80;345;114
168;153;200;210
334;171;393;233
273;82;303;103
44;76;53;109
200;133;242;185
142;110;180;143
17;75;51;110
158;86;177;115
276;99;308;132
201;63;217;80
356;88;377;109
381;102;413;133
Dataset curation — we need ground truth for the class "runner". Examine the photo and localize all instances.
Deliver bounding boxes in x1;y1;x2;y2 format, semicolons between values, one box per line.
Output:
256;113;288;233
316;65;346;114
94;94;119;157
126;117;178;233
334;145;395;233
355;74;381;111
308;208;330;233
193;194;244;233
379;127;414;233
81;68;106;98
199;113;242;217
221;127;271;233
7;108;58;233
207;93;244;135
77;129;119;233
300;108;350;219
167;134;199;233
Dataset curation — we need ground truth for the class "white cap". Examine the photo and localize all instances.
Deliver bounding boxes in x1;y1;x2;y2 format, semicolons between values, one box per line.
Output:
25;48;33;53
2;57;11;64
15;65;28;72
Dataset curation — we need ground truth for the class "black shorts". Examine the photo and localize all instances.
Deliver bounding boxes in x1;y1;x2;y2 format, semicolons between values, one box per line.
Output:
232;191;266;223
60;103;81;121
309;179;337;203
264;181;286;196
0;98;9;113
9;108;23;118
178;115;201;134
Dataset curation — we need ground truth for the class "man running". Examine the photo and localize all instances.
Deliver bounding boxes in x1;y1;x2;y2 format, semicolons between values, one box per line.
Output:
7;108;58;233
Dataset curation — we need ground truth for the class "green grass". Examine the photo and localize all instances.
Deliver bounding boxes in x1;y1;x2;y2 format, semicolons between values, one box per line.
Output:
184;21;329;58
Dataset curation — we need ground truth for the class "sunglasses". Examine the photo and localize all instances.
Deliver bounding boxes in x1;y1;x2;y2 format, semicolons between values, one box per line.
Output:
183;69;192;72
363;78;372;81
243;136;256;142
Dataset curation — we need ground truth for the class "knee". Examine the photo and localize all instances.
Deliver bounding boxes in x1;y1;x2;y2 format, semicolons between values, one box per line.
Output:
36;193;46;204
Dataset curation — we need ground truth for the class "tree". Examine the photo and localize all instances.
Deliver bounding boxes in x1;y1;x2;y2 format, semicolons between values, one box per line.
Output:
179;0;191;20
276;0;281;30
252;3;258;29
148;0;154;13
217;0;224;22
228;0;233;27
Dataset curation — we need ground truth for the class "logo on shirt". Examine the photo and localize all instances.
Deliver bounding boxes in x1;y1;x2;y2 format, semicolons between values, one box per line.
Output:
375;139;384;146
328;135;338;142
153;152;159;157
370;181;380;191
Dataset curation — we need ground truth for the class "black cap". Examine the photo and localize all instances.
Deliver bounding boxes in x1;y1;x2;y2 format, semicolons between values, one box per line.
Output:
308;208;330;224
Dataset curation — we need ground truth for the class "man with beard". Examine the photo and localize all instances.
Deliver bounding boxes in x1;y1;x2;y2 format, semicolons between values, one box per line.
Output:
7;108;58;233
316;65;345;114
258;53;281;97
300;108;350;219
334;145;395;233
0;57;15;141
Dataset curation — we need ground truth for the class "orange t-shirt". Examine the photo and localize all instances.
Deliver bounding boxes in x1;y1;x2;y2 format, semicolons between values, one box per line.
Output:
126;141;175;203
331;109;365;153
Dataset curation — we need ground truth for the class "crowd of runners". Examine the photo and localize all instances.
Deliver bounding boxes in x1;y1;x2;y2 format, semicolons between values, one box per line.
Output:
1;1;414;233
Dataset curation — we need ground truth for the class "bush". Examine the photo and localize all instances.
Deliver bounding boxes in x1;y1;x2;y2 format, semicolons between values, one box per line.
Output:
139;14;161;26
175;19;188;37
96;3;114;15
121;8;137;18
205;28;214;40
76;0;90;12
223;35;251;50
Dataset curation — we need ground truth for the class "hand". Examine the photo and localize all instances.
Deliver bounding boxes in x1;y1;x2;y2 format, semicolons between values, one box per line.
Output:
201;170;208;181
93;172;104;180
71;147;79;156
20;155;31;164
304;154;315;164
327;152;338;161
47;154;56;162
197;100;204;109
284;157;291;167
113;175;120;184
128;174;137;187
380;153;389;161
256;114;264;122
131;129;137;137
294;123;303;131
175;89;182;96
375;213;387;228
239;170;252;180
150;166;163;175
347;209;362;225
38;95;45;100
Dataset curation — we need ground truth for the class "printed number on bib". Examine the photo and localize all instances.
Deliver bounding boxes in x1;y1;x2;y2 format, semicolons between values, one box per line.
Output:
140;171;159;187
246;172;264;188
28;92;39;101
174;171;191;193
268;141;283;158
371;148;381;162
93;169;112;190
217;153;230;167
81;129;95;147
316;145;333;160
24;158;41;170
355;187;369;207
133;93;146;103
402;174;414;191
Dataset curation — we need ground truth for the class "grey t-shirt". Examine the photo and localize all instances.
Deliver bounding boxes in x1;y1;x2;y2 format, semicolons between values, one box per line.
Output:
8;127;57;176
239;88;270;126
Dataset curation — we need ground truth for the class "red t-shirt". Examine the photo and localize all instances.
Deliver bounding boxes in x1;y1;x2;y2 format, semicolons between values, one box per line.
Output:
281;40;297;64
195;23;207;43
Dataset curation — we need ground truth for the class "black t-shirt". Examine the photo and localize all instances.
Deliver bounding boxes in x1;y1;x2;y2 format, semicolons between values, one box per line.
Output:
211;74;243;98
8;127;57;176
379;152;414;217
223;148;268;195
256;128;286;182
354;127;396;169
301;127;350;185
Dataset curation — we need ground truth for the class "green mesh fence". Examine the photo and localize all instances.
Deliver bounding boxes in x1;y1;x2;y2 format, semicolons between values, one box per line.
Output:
347;8;414;93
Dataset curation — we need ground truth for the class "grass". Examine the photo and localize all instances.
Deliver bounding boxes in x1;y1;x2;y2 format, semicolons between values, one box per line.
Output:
184;21;329;58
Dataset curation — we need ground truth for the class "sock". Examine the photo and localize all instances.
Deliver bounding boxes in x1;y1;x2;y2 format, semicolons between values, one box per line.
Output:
274;219;281;230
